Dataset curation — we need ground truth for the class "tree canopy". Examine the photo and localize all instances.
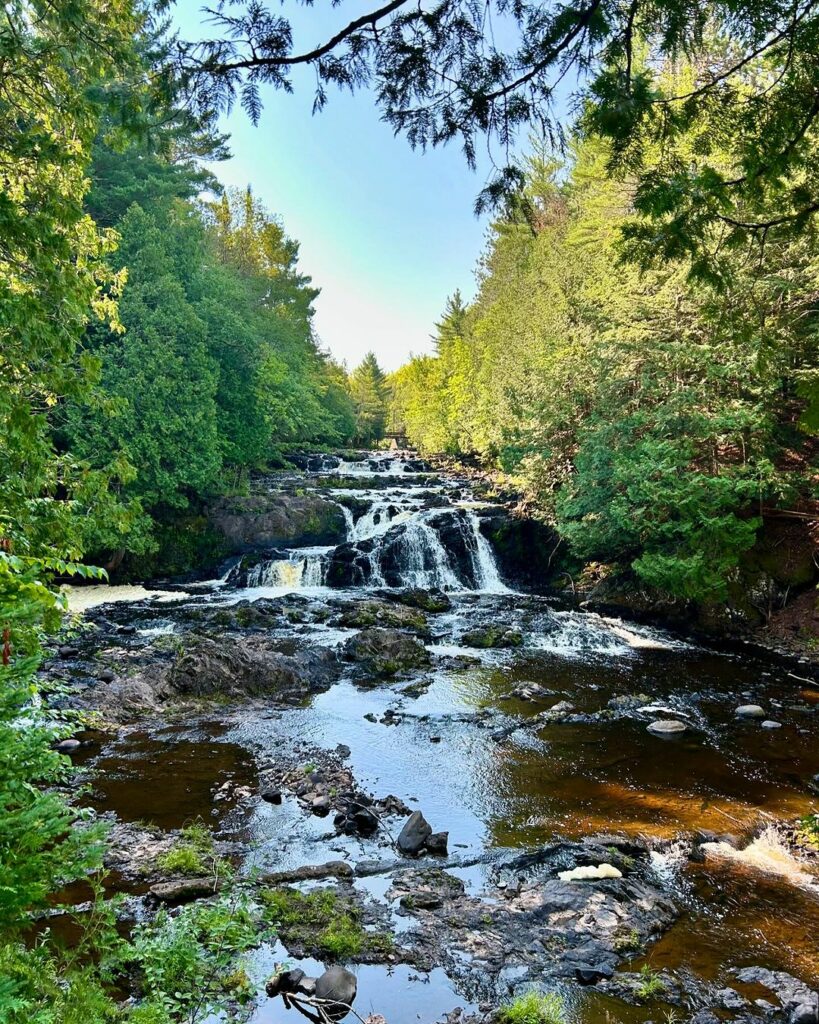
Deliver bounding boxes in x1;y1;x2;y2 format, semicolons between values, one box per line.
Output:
179;0;819;274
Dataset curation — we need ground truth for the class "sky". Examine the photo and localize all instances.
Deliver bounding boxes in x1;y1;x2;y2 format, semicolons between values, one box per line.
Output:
171;2;498;372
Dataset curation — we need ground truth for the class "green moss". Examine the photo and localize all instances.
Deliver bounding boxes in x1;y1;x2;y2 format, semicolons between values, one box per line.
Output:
498;991;566;1024
798;812;819;848
614;928;642;953
261;887;393;961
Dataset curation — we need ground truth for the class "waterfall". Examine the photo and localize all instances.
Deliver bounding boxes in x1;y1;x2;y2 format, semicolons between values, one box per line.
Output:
467;512;508;593
384;518;462;590
246;550;327;589
338;503;355;540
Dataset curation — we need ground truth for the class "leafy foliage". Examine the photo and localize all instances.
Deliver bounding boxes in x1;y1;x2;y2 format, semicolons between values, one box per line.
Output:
179;0;819;269
390;129;818;602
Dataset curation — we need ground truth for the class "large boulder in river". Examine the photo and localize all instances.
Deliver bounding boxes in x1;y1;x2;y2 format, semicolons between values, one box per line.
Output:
388;588;452;613
168;637;338;697
461;625;523;649
209;492;347;552
335;600;428;634
343;628;430;676
397;810;433;854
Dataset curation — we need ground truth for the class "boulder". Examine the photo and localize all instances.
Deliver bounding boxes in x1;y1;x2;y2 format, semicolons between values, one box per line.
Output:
336;600;428;634
55;738;82;753
398;811;433;854
425;831;449;856
210;491;347;552
461;625;523;649
314;966;357;1020
736;704;766;718
391;588;452;613
343;628;430;676
647;720;687;734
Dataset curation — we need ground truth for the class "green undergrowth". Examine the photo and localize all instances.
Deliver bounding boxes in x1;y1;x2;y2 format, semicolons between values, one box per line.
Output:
635;965;666;1000
261;886;393;961
498;990;566;1024
798;812;819;849
156;821;231;881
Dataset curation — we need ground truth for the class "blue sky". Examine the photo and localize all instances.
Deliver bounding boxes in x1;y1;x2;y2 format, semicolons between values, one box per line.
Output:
172;2;498;371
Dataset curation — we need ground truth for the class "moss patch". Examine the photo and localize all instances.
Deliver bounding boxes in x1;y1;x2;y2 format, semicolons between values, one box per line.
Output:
261;886;394;962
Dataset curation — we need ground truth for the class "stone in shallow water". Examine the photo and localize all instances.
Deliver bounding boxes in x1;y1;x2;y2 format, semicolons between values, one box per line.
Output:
736;704;766;717
558;863;623;882
647;719;687;734
761;719;783;729
397;810;433;854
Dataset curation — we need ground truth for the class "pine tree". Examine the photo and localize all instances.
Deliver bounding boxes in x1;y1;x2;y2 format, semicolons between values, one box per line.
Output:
349;353;390;445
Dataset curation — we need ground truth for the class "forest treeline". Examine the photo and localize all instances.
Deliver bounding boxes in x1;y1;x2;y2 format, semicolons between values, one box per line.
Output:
390;125;819;604
0;4;394;1015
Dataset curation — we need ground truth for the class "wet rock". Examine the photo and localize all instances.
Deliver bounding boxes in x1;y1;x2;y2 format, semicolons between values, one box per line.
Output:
647;719;687;734
425;831;449;856
734;968;818;1022
761;719;783;729
315;965;357;1020
461;626;523;649
210;491;347;551
261;787;283;804
736;704;766;718
98;667;116;683
397;810;433;854
336;600;429;634
343;627;430;676
508;682;553;702
716;988;747;1011
149;877;218;904
261;861;354;885
571;961;615;984
390;588;452;613
312;794;331;815
58;645;79;658
55;738;82;753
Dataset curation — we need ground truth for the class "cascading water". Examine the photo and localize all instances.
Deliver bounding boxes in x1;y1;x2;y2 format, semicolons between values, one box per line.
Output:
467;511;508;593
246;549;327;589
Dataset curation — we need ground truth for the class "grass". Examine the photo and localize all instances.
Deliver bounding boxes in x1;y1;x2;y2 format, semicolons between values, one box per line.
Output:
798;812;819;849
157;820;229;879
635;965;666;1000
613;928;642;953
498;991;566;1024
261;886;394;961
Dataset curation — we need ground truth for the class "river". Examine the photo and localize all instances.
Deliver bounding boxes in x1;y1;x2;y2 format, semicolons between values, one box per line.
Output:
58;452;819;1024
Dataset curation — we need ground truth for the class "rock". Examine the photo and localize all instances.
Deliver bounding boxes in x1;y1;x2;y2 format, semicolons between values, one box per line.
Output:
312;794;331;815
461;625;523;649
761;719;783;729
343;628;430;676
210;491;347;551
716;988;747;1011
261;788;283;804
392;588;452;613
261;861;354;885
314;966;357;1020
550;700;575;713
58;645;79;658
735;968;818;1021
98;668;116;683
149;877;218;904
736;704;766;718
557;863;623;882
397;810;433;854
55;738;81;753
572;962;614;984
336;744;351;758
425;831;449;856
400;891;444;910
337;600;428;634
647;720;687;734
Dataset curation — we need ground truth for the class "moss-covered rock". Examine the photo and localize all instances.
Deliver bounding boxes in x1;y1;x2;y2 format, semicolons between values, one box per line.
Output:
461;625;524;649
343;627;430;676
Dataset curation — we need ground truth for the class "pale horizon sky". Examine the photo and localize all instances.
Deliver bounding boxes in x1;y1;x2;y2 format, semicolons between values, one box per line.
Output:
172;3;499;372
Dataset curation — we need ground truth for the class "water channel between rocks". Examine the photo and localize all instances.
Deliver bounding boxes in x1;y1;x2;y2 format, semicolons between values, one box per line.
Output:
58;452;819;1024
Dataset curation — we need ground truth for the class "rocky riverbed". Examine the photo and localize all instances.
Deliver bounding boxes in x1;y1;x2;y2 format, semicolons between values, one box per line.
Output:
49;452;819;1024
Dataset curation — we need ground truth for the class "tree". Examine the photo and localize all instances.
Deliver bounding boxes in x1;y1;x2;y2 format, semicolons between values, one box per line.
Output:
349;353;390;445
178;0;819;269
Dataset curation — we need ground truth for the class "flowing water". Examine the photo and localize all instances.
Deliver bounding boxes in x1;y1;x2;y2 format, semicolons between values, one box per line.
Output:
63;453;819;1022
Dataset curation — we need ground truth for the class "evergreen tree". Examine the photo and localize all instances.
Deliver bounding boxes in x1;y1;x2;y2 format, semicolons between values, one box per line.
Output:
350;353;390;445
